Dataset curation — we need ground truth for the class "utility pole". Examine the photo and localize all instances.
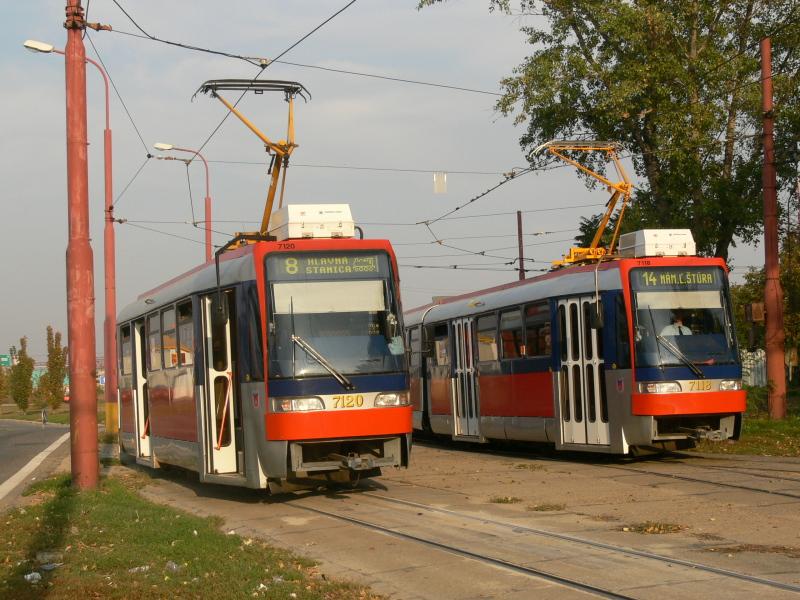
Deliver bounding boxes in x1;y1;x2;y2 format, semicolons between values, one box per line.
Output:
761;37;788;419
65;0;99;486
517;211;525;280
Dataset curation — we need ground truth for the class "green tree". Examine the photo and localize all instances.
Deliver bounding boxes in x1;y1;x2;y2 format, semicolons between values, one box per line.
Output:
0;366;8;405
39;326;69;413
9;337;34;414
420;0;800;260
731;228;800;350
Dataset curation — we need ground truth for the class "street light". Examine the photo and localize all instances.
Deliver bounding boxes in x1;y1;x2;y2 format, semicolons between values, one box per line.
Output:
24;38;119;435
154;143;213;262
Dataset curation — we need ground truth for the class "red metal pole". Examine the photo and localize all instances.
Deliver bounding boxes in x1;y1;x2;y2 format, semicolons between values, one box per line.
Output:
65;0;99;487
517;211;525;280
103;128;118;433
761;38;787;419
49;51;118;434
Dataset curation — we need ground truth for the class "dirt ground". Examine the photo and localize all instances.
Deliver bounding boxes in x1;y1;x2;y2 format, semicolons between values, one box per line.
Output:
381;443;800;552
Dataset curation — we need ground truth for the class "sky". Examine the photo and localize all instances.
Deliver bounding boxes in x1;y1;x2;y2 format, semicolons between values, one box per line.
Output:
2;0;765;362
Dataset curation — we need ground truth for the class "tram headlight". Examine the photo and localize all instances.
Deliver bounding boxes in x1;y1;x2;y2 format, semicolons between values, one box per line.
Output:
719;379;743;391
374;392;409;407
638;381;682;393
271;397;325;412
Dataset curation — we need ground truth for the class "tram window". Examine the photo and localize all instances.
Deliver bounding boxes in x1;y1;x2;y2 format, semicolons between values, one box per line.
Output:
120;325;132;375
211;293;229;372
433;324;450;366
147;313;161;371
500;309;523;359
525;303;551;357
162;307;177;368
615;294;631;369
569;303;580;361
476;314;498;362
582;301;594;361
408;326;421;368
559;305;567;362
246;285;263;381
177;301;194;367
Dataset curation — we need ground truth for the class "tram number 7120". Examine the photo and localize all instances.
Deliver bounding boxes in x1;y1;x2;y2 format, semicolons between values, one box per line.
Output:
333;395;364;408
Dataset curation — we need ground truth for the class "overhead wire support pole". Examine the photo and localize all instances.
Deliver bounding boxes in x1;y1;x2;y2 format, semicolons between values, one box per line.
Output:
760;38;787;419
64;0;99;488
23;38;117;436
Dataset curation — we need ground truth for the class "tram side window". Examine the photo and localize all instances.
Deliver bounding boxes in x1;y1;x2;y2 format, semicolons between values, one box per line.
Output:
120;324;132;375
246;285;263;381
147;313;161;371
408;326;421;369
615;294;631;369
500;309;523;359
162;307;177;368
476;314;498;362
525;302;552;357
433;324;450;366
177;301;194;367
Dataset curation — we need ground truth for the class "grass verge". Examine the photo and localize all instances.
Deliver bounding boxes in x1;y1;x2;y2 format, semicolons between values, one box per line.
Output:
0;471;383;600
0;402;105;426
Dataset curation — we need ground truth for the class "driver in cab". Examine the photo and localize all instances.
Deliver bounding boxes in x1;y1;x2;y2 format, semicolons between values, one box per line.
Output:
661;311;692;336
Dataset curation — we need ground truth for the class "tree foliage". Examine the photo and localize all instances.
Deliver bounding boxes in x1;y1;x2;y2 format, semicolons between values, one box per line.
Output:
0;366;8;404
9;337;34;414
730;228;800;350
40;326;68;413
420;0;800;261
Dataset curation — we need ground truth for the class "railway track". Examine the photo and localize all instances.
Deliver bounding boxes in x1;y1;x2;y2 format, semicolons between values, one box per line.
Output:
414;440;800;500
287;488;800;599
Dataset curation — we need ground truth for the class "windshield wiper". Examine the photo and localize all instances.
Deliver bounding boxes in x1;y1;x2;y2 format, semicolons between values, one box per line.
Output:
292;335;355;391
656;335;705;378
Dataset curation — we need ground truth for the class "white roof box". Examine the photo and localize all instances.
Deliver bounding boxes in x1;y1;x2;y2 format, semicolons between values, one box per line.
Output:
618;229;696;258
269;204;355;241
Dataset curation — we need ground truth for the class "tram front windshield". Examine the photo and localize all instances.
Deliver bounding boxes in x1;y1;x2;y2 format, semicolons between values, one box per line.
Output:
629;266;739;368
265;251;406;379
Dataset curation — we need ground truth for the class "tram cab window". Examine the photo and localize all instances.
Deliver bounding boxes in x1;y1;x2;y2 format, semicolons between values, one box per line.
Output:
162;307;177;368
525;303;552;357
246;285;264;381
147;313;161;371
500;309;523;359
177;301;194;367
615;294;631;369
476;314;498;362
120;325;132;375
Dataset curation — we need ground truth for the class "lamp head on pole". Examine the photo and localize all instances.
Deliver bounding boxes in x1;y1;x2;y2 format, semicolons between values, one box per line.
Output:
154;143;174;151
23;40;55;53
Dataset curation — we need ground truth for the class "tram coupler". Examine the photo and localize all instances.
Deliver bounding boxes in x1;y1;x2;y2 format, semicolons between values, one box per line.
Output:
328;452;376;470
692;427;730;441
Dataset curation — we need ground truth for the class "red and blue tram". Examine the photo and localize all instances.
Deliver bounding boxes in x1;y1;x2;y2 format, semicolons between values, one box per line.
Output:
117;207;411;491
404;230;746;454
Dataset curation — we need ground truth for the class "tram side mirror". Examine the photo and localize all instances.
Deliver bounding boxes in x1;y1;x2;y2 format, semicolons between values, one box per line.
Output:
422;324;436;358
589;301;604;329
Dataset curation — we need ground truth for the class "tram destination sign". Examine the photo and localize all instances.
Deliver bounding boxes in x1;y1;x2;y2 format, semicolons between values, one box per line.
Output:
267;251;388;280
631;266;721;290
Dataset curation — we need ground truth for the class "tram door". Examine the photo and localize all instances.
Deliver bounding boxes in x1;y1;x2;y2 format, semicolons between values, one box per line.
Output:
557;297;610;446
452;318;480;438
133;319;151;458
202;293;239;474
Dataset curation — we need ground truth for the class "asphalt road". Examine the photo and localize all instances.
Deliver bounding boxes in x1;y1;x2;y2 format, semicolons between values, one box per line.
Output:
0;420;70;508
